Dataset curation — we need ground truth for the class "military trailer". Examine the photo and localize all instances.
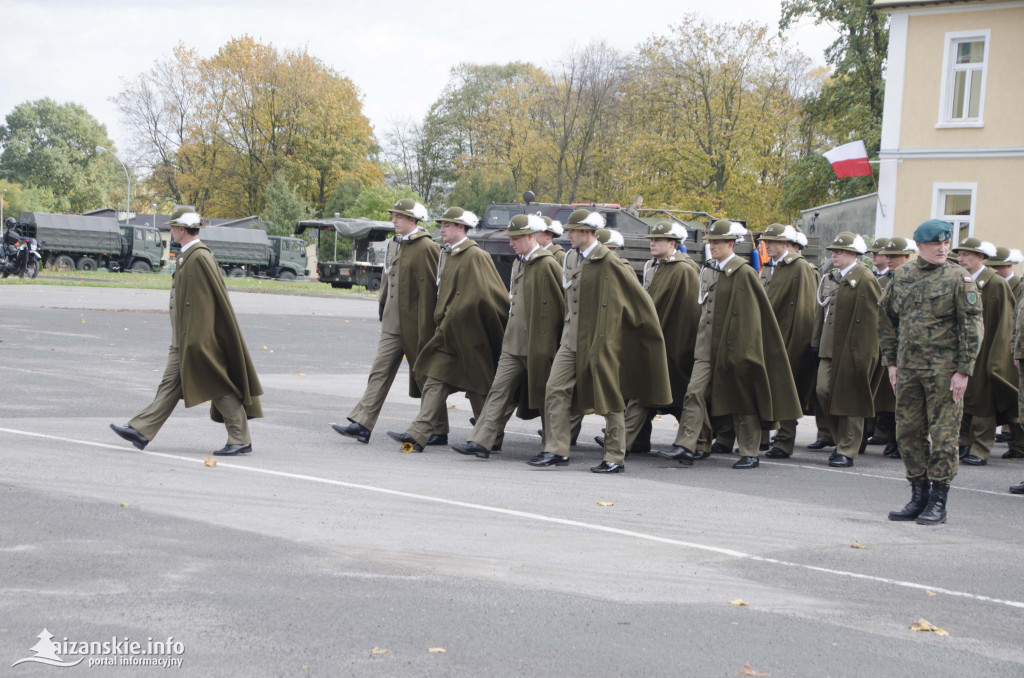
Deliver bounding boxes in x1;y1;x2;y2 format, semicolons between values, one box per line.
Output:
295;217;394;290
16;211;165;272
169;226;307;280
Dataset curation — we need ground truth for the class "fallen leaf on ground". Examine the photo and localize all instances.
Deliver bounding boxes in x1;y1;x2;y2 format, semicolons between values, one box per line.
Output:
596;502;615;507
850;541;867;549
370;647;388;655
401;442;415;453
428;648;446;653
910;618;949;636
447;403;458;409
203;457;218;467
652;415;663;421
738;664;768;676
926;590;937;597
119;502;129;507
729;599;749;607
262;345;268;349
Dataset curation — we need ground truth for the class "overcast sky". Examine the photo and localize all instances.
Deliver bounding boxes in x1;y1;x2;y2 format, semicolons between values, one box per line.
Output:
1;0;837;158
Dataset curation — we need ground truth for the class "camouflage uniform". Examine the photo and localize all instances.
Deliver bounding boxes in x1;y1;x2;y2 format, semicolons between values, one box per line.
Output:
878;259;982;483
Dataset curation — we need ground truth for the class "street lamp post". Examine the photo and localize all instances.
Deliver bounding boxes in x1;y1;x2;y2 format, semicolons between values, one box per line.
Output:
1;188;7;226
96;146;131;222
151;203;157;228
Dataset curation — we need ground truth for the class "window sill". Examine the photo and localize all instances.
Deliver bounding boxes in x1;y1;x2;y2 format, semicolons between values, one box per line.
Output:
935;121;984;129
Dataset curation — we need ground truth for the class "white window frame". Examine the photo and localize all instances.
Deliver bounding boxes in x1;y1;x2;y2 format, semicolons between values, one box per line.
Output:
936;29;990;129
931;182;977;247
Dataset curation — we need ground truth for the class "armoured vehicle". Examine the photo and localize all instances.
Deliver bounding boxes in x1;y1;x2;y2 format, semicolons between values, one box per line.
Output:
16;211;165;273
295;217;393;290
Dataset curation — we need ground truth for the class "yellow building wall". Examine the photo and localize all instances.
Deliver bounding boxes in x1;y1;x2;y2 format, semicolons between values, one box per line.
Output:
900;7;1024;149
893;157;1024;246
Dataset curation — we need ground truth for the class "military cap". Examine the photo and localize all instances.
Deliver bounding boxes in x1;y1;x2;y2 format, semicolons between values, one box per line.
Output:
168;207;202;228
595;228;624;249
759;223;800;243
987;246;1024;266
951;237;997;257
506;213;547;237
539;214;564;236
868;238;887;254
704;219;747;241
912;219;953;244
880;237;918;255
436;206;479;229
646;221;687;241
826;232;868;254
387;198;429;222
564;208;606;231
792;227;809;249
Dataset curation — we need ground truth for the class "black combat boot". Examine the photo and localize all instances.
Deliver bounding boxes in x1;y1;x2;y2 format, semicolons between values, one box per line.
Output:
916;482;949;525
888;479;930;521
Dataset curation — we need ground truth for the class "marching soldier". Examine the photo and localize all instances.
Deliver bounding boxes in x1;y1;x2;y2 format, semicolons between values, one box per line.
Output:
528;209;670;473
987;246;1024;301
951;238;1023;466
812;232;881;467
756;224;818;460
1012;295;1024;493
880;219;982;525
388;207;509;452
659;220;801;469
332;199;440;445
451;215;564;458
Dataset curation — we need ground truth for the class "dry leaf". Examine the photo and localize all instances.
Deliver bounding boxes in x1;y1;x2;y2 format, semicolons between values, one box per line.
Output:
370;647;388;655
119;502;129;508
652;415;663;421
738;664;768;676
926;590;937;597
910;618;949;636
428;648;446;654
596;502;615;507
850;541;867;549
729;599;749;607
447;403;458;409
262;345;268;349
401;442;415;454
203;456;218;467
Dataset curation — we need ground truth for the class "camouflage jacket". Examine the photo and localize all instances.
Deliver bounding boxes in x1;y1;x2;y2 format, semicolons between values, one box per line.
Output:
878;258;982;374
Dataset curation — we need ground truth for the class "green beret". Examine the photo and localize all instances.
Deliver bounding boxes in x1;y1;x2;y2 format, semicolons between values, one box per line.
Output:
912;219;953;244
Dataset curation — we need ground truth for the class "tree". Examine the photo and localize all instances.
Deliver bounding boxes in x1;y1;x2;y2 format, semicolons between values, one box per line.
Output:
0;99;121;213
324;177;363;218
447;170;517;218
261;171;310;236
346;185;424;222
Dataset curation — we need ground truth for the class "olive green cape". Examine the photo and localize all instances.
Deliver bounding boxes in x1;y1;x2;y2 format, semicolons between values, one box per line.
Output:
762;253;818;414
873;271;897;412
964;268;1018;420
174;243;263;420
640;254;699;408
387;231;440;398
414;240;509;395
576;244;671;414
516;249;566;418
820;262;881;417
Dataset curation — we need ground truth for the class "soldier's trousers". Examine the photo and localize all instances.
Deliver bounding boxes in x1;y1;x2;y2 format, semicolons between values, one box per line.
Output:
129;345;249;444
407;377;484;446
469;352;536;451
678;359;758;456
959;414;1024;462
896;367;962;484
816;358;865;458
544;345;626;463
347;331;443;434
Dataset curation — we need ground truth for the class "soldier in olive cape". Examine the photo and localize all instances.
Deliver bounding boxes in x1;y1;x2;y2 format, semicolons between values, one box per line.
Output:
988;246;1024;301
535;217;566;265
452;214;565;458
811;232;881;467
111;207;263;456
659;220;802;469
1011;297;1024;493
332;199;440;445
952;238;1024;465
880;219;982;526
529;208;671;473
755;224;818;460
388;207;509;451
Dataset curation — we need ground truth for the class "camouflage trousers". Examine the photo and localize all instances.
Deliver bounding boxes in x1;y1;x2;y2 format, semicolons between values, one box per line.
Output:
895;367;962;484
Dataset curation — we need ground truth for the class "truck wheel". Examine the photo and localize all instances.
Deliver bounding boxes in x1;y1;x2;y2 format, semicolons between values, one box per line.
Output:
54;255;75;271
228;267;246;278
20;260;40;279
368;275;381;291
77;257;98;271
277;270;296;281
130;260;152;273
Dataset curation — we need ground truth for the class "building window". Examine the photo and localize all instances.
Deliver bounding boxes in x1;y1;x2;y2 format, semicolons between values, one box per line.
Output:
938;30;989;127
932;183;976;247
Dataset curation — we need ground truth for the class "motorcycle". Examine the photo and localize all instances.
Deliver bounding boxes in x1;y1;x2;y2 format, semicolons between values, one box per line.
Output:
1;221;42;279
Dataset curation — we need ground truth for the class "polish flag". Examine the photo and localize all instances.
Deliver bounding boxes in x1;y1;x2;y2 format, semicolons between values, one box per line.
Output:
823;140;872;178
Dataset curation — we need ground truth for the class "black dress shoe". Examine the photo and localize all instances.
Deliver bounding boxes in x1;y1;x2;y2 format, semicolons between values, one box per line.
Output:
958;444;970;460
733;456;759;469
692;448;710;460
764;446;791;459
995;432;1012;443
470;417;476;426
759;443;770;452
629;441;651;454
331;421;371;444
595;435;605;448
710;442;732;455
426;434;448;446
110;423;149;450
591;461;624;473
386;431;423;452
527;452;569;467
866;436;887;445
1009;481;1024;494
656;445;694;466
883;440;900;457
214;443;252;456
452;441;490;459
1002;449;1024;459
829;454;853;467
961;454;987;466
828;451;840;462
807;440;835;450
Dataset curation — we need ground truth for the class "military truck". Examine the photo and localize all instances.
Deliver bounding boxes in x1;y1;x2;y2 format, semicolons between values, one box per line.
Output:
169;226;308;280
295;217;394;290
16;211;165;272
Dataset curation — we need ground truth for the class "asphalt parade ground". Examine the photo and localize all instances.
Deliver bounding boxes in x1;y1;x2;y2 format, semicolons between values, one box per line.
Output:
1;285;1022;677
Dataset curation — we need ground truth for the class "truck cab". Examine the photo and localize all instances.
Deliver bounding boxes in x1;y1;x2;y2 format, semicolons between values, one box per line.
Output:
119;225;166;273
267;235;308;281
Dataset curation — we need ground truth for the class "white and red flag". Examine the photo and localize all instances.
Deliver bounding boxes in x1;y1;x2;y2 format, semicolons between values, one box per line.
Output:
823;140;872;178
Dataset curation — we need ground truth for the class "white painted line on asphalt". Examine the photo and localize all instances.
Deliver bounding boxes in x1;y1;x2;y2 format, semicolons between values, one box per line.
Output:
3;426;1023;610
